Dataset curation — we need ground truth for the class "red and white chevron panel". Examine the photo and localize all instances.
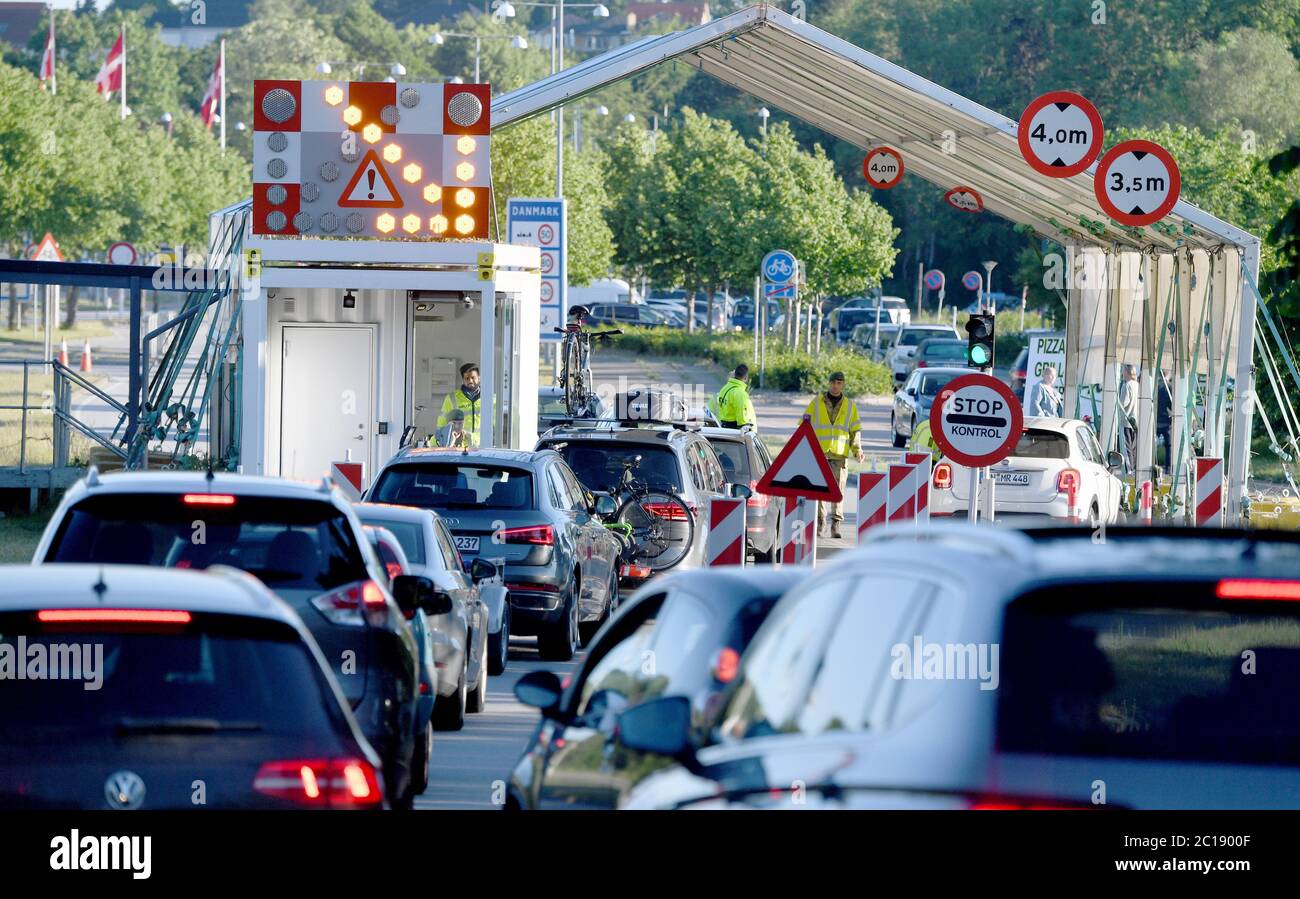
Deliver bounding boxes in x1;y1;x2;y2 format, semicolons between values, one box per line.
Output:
904;451;932;524
252;79;492;240
330;461;365;502
706;497;747;566
857;471;888;540
886;463;916;528
780;496;815;566
1195;457;1223;527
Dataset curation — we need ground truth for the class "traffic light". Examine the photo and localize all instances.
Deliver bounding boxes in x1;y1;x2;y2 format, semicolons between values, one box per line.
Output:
965;313;995;370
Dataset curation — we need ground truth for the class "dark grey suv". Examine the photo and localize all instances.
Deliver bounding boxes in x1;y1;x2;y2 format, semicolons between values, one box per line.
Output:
365;448;623;661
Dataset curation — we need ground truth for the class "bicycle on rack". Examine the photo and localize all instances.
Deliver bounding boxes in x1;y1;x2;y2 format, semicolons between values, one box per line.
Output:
601;455;695;573
554;305;621;417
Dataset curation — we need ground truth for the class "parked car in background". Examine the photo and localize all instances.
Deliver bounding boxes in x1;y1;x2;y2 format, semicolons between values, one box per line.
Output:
33;470;428;808
1010;347;1030;400
586;302;673;329
539;386;613;431
930;417;1125;525
618;526;1300;810
891;365;968;447
365;448;623;661
732;298;783;332
700;425;779;562
505;568;803;810
910;338;968;374
831;305;897;344
0;564;388;809
569;277;639;308
851;322;899;362
888;324;963;383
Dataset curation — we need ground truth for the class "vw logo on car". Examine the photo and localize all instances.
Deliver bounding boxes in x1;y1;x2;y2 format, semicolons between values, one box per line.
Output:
104;770;147;810
762;249;797;285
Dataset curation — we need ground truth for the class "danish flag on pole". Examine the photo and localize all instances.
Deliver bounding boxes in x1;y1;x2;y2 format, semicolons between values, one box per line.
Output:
95;29;125;98
199;47;223;129
38;13;55;93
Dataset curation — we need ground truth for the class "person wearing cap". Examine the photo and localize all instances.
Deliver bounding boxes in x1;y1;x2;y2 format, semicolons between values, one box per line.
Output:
712;364;756;430
429;407;470;449
438;362;483;447
804;371;863;538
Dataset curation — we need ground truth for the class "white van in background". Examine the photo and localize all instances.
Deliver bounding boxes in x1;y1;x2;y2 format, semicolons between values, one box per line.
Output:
568;277;641;308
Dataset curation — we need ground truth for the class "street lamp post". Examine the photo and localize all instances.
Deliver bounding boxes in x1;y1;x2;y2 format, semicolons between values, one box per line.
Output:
159;111;173;138
430;31;528;83
982;260;997;314
758;106;770;138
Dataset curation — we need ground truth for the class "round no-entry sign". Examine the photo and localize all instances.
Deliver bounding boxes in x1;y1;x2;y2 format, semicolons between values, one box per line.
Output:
924;269;944;291
1017;90;1104;178
1094;139;1181;227
930;373;1024;468
962;271;982;291
863;146;904;189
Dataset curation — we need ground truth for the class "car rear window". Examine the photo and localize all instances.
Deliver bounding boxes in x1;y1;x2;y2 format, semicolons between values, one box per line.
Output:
371;464;534;511
997;583;1300;767
707;439;751;483
901;329;954;346
921;342;966;360
541;441;684;493
917;371;960;397
1013;429;1070;459
0;613;341;743
358;518;426;565
45;495;367;592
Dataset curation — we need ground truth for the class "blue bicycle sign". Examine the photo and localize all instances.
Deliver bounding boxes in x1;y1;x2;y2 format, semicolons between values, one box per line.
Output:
762;249;797;285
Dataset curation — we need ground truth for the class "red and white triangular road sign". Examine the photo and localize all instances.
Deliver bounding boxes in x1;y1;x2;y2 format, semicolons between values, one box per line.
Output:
338;149;403;208
755;417;842;502
31;232;63;262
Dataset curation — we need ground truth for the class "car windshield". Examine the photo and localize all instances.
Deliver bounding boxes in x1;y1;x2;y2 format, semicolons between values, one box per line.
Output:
708;439;751;483
1013;429;1070;459
917;371;960;397
901;329;952;347
45;494;367;592
0;613;338;741
542;441;683;493
357;517;426;565
921;342;966;360
998;583;1300;767
370;464;534;511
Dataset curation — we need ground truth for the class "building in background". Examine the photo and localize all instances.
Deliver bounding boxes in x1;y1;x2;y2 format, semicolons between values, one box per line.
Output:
0;2;45;51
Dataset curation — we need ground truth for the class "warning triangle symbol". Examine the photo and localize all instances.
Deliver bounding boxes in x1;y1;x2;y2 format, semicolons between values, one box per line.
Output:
1053;102;1071;112
1131;150;1148;161
755;418;843;502
1129;205;1146;215
1050;157;1066;166
338;149;403;208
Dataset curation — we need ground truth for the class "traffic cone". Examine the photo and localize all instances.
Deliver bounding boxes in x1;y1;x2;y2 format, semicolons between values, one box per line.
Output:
80;339;92;373
58;339;68;367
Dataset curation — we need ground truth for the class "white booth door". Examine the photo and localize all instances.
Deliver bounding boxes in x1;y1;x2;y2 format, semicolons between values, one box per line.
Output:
281;326;373;480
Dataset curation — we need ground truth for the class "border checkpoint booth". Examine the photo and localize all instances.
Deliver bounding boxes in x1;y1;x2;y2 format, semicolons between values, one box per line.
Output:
207;77;540;487
484;4;1263;522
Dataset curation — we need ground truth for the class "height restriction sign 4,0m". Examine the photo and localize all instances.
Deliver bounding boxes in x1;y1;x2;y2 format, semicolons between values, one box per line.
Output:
1017;90;1104;178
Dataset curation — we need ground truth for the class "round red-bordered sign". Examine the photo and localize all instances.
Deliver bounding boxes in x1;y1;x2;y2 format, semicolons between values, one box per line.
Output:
1093;139;1181;227
929;373;1024;468
944;186;983;213
1017;90;1104;178
863;146;904;189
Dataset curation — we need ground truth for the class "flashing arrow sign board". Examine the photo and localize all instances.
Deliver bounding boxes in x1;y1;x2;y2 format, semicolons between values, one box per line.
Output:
924;269;944;291
1017;91;1104;178
755;417;842;503
944;186;983;213
863;146;904;189
1094;139;1181;227
930;373;1024;468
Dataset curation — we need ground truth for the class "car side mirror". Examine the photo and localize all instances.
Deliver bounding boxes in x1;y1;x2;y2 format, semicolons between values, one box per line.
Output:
514;669;565;717
729;483;752;499
594;494;618;518
392;574;450;616
469;557;497;583
906;387;918;397
617;695;694;757
1107;450;1124;469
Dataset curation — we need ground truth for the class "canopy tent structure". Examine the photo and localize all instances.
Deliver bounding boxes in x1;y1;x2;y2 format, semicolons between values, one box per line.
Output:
492;3;1262;520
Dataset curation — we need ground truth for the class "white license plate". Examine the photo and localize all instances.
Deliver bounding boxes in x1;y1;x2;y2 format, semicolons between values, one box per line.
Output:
991;471;1031;486
454;536;480;552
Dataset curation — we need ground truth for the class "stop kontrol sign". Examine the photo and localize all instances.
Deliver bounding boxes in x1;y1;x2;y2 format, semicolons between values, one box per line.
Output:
930;373;1024;467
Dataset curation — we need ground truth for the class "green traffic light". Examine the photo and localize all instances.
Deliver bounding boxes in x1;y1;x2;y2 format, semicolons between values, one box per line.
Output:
970;345;991;366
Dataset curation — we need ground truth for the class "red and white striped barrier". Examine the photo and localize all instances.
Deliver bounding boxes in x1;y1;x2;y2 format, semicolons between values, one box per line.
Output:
706;497;747;566
330;461;366;502
1139;480;1153;525
886;463;916;528
780;496;816;566
1195;457;1223;527
857;471;888;540
904;452;932;524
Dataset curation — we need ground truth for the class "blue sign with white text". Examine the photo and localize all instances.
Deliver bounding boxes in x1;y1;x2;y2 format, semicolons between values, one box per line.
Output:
508;199;567;341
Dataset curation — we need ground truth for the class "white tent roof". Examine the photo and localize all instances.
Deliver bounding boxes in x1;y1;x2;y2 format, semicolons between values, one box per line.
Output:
493;4;1257;254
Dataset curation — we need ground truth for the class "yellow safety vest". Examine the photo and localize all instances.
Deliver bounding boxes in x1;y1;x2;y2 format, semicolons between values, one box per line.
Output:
438;389;484;447
713;378;755;427
909;418;941;458
805;393;860;458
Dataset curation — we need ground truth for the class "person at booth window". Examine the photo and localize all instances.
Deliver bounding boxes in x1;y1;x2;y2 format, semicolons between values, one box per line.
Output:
428;408;470;449
1028;366;1063;418
438;362;483;447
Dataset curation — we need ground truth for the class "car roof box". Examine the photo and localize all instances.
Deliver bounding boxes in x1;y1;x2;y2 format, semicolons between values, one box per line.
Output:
614;389;687;425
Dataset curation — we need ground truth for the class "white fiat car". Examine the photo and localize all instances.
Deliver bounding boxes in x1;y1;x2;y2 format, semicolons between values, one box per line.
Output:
930;416;1125;524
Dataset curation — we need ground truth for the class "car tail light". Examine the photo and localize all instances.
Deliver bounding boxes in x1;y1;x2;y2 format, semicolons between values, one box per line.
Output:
916;360;927;368
933;462;953;490
711;647;741;683
36;609;192;625
385;561;403;582
253;758;382;808
641;501;689;521
1056;468;1080;495
968;794;1098;810
1216;579;1300;601
620;563;651;579
311;579;388;627
500;524;554;545
746;480;768;508
182;494;236;505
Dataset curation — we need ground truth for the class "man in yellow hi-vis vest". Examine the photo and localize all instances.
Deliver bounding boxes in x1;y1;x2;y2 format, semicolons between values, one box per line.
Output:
803;371;863;538
711;364;756;429
909;416;941;458
437;362;484;447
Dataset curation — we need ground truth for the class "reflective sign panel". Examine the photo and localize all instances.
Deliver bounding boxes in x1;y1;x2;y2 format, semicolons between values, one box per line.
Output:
252;79;492;240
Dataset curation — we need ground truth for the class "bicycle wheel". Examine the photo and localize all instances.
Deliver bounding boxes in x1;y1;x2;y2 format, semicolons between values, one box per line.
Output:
564;338;583;416
616;492;695;572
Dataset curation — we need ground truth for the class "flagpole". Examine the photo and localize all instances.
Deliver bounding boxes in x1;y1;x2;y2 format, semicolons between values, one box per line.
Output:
119;25;127;120
219;39;226;153
49;8;56;97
